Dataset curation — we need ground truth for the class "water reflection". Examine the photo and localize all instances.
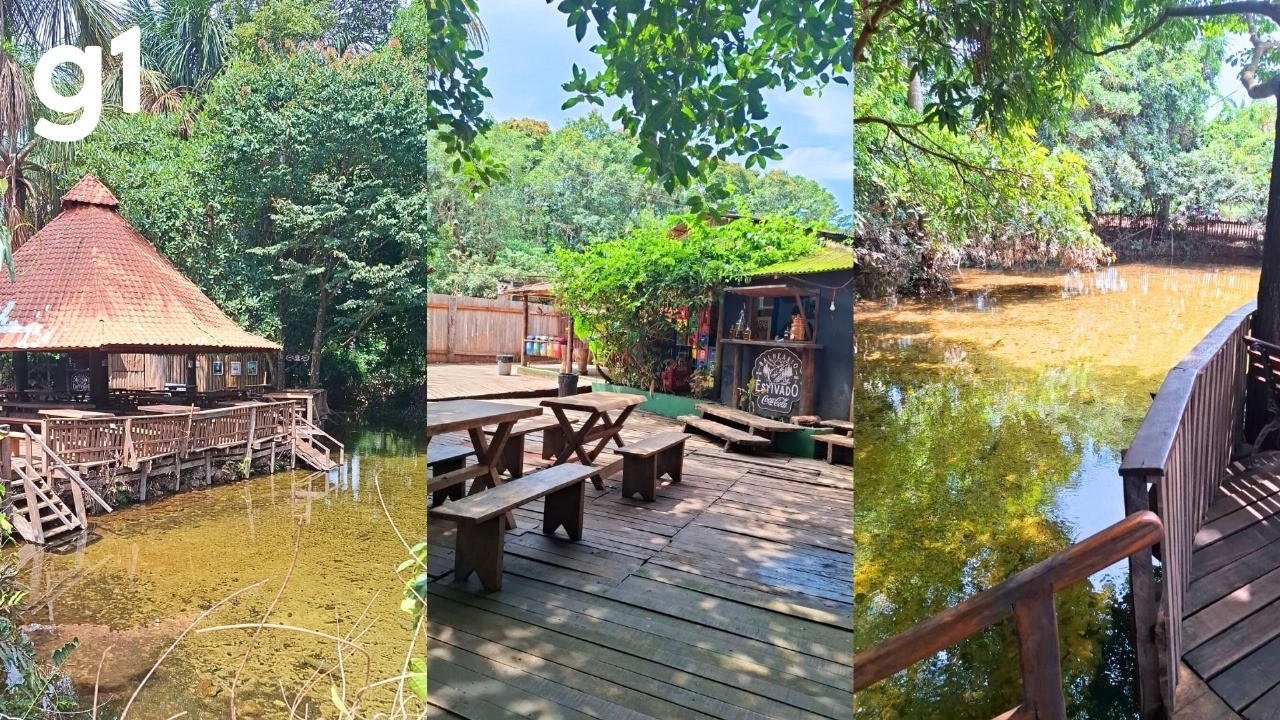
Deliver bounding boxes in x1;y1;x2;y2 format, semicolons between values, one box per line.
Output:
855;263;1260;718
10;425;426;718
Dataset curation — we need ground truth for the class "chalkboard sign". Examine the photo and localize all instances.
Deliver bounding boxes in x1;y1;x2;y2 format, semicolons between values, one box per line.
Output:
752;347;803;416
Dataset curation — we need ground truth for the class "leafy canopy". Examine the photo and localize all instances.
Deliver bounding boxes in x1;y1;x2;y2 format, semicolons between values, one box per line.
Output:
555;0;851;197
554;214;825;385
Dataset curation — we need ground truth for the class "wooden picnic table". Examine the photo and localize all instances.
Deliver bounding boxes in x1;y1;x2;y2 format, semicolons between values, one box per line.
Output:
427;400;544;528
541;392;645;489
137;404;198;414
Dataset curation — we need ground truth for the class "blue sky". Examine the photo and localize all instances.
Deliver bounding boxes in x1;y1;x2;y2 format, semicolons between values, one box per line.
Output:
475;0;852;213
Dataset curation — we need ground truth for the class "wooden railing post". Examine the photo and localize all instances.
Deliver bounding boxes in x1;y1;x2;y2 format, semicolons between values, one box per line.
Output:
243;407;257;464
1124;471;1164;719
1013;584;1067;720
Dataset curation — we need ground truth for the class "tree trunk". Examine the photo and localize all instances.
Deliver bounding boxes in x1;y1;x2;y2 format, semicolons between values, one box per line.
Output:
907;70;923;112
1247;116;1280;441
309;270;328;389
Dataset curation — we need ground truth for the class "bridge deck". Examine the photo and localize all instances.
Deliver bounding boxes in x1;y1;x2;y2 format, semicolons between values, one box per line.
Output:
426;404;853;719
1178;452;1280;719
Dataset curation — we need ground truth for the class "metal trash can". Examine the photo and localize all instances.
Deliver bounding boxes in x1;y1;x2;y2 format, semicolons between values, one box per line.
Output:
497;354;515;376
557;372;578;397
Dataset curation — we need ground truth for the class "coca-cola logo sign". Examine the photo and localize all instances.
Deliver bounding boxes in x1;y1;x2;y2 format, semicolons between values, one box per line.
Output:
752;348;802;416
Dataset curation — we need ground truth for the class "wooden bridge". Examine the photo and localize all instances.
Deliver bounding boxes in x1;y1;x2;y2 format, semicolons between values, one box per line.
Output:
0;400;343;544
854;301;1280;719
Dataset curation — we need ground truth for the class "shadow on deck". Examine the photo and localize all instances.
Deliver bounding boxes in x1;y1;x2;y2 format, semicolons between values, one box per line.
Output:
426;405;853;720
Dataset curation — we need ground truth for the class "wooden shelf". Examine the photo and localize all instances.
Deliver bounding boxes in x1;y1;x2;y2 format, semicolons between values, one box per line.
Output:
721;339;823;350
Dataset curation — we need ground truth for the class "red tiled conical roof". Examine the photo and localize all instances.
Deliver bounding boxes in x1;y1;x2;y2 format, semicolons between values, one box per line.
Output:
61;174;119;207
0;174;281;352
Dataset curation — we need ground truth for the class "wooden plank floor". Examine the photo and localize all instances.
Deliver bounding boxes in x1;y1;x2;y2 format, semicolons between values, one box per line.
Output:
426;403;853;719
427;364;591;400
1179;452;1280;719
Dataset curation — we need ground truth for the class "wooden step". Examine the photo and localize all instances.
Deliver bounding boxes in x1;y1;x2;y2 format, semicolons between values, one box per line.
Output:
678;416;771;452
813;434;853;448
695;404;802;434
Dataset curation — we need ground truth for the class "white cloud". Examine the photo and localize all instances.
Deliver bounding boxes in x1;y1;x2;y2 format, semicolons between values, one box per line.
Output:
774;146;853;183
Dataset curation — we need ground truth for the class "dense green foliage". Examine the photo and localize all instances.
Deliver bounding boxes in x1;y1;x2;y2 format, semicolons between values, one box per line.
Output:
1061;36;1221;218
855;75;1107;296
426;113;846;297
554;214;824;386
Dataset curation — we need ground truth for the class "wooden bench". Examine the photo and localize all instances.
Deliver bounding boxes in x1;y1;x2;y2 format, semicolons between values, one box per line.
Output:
483;416;579;478
813;433;853;465
678;415;771;453
615;432;689;501
818;419;853;436
429;463;597;591
428;445;474;506
694;403;803;440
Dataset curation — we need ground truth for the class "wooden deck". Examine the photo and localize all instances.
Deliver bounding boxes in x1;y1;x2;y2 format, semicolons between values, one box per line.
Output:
1176;451;1280;719
427;364;593;401
426;404;853;719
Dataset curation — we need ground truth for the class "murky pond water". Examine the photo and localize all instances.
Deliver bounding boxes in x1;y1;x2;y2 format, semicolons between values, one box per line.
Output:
855;263;1260;718
13;426;425;719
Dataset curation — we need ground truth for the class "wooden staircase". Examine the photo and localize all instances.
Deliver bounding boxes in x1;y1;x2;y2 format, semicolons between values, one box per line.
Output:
291;419;343;472
8;456;83;543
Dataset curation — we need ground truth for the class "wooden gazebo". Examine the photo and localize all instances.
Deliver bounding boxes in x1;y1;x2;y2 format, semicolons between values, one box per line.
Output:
500;281;580;370
0;174;281;408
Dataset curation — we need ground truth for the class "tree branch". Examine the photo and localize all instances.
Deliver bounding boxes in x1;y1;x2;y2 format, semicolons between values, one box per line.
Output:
857;115;1025;180
1083;2;1280;57
854;0;903;62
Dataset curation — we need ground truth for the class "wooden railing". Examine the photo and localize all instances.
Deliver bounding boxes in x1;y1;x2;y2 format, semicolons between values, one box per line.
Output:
853;512;1164;720
44;401;302;470
1119;300;1255;717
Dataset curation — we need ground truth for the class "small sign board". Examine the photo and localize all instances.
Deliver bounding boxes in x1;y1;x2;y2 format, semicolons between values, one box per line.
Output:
247;360;259;376
751;347;803;417
230;361;242;377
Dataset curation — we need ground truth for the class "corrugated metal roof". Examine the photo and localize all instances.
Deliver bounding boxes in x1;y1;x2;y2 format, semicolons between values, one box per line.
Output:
0;174;281;352
750;244;854;277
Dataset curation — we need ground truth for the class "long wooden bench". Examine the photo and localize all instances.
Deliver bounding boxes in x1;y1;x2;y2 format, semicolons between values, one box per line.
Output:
615;431;689;501
695;403;803;439
429;463;597;591
678;415;771;453
483;416;579;478
813;433;853;465
428;445;474;506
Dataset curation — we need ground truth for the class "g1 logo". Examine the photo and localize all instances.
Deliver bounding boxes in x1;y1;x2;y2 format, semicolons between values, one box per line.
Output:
34;26;141;143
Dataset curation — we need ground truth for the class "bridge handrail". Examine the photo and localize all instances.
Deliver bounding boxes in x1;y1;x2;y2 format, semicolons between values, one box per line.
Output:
1118;299;1255;716
854;511;1164;720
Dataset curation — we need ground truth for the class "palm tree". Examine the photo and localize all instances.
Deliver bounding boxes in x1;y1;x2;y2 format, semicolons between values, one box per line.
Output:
0;0;125;249
127;0;228;92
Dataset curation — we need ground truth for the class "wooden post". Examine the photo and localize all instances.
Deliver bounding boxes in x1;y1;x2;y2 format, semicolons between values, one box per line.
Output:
0;426;10;517
204;451;212;486
1013;585;1067;720
243;408;257;465
88;350;109;408
139;460;149;501
1124;471;1164;719
446;295;458;363
13;352;27;400
521;297;530;366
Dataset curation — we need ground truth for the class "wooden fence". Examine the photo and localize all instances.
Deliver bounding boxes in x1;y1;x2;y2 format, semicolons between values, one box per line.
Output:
1094;213;1263;243
427;293;563;363
1119;300;1254;715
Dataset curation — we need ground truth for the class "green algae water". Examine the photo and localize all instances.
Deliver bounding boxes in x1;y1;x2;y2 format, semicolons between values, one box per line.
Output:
14;426;425;719
855;263;1260;719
